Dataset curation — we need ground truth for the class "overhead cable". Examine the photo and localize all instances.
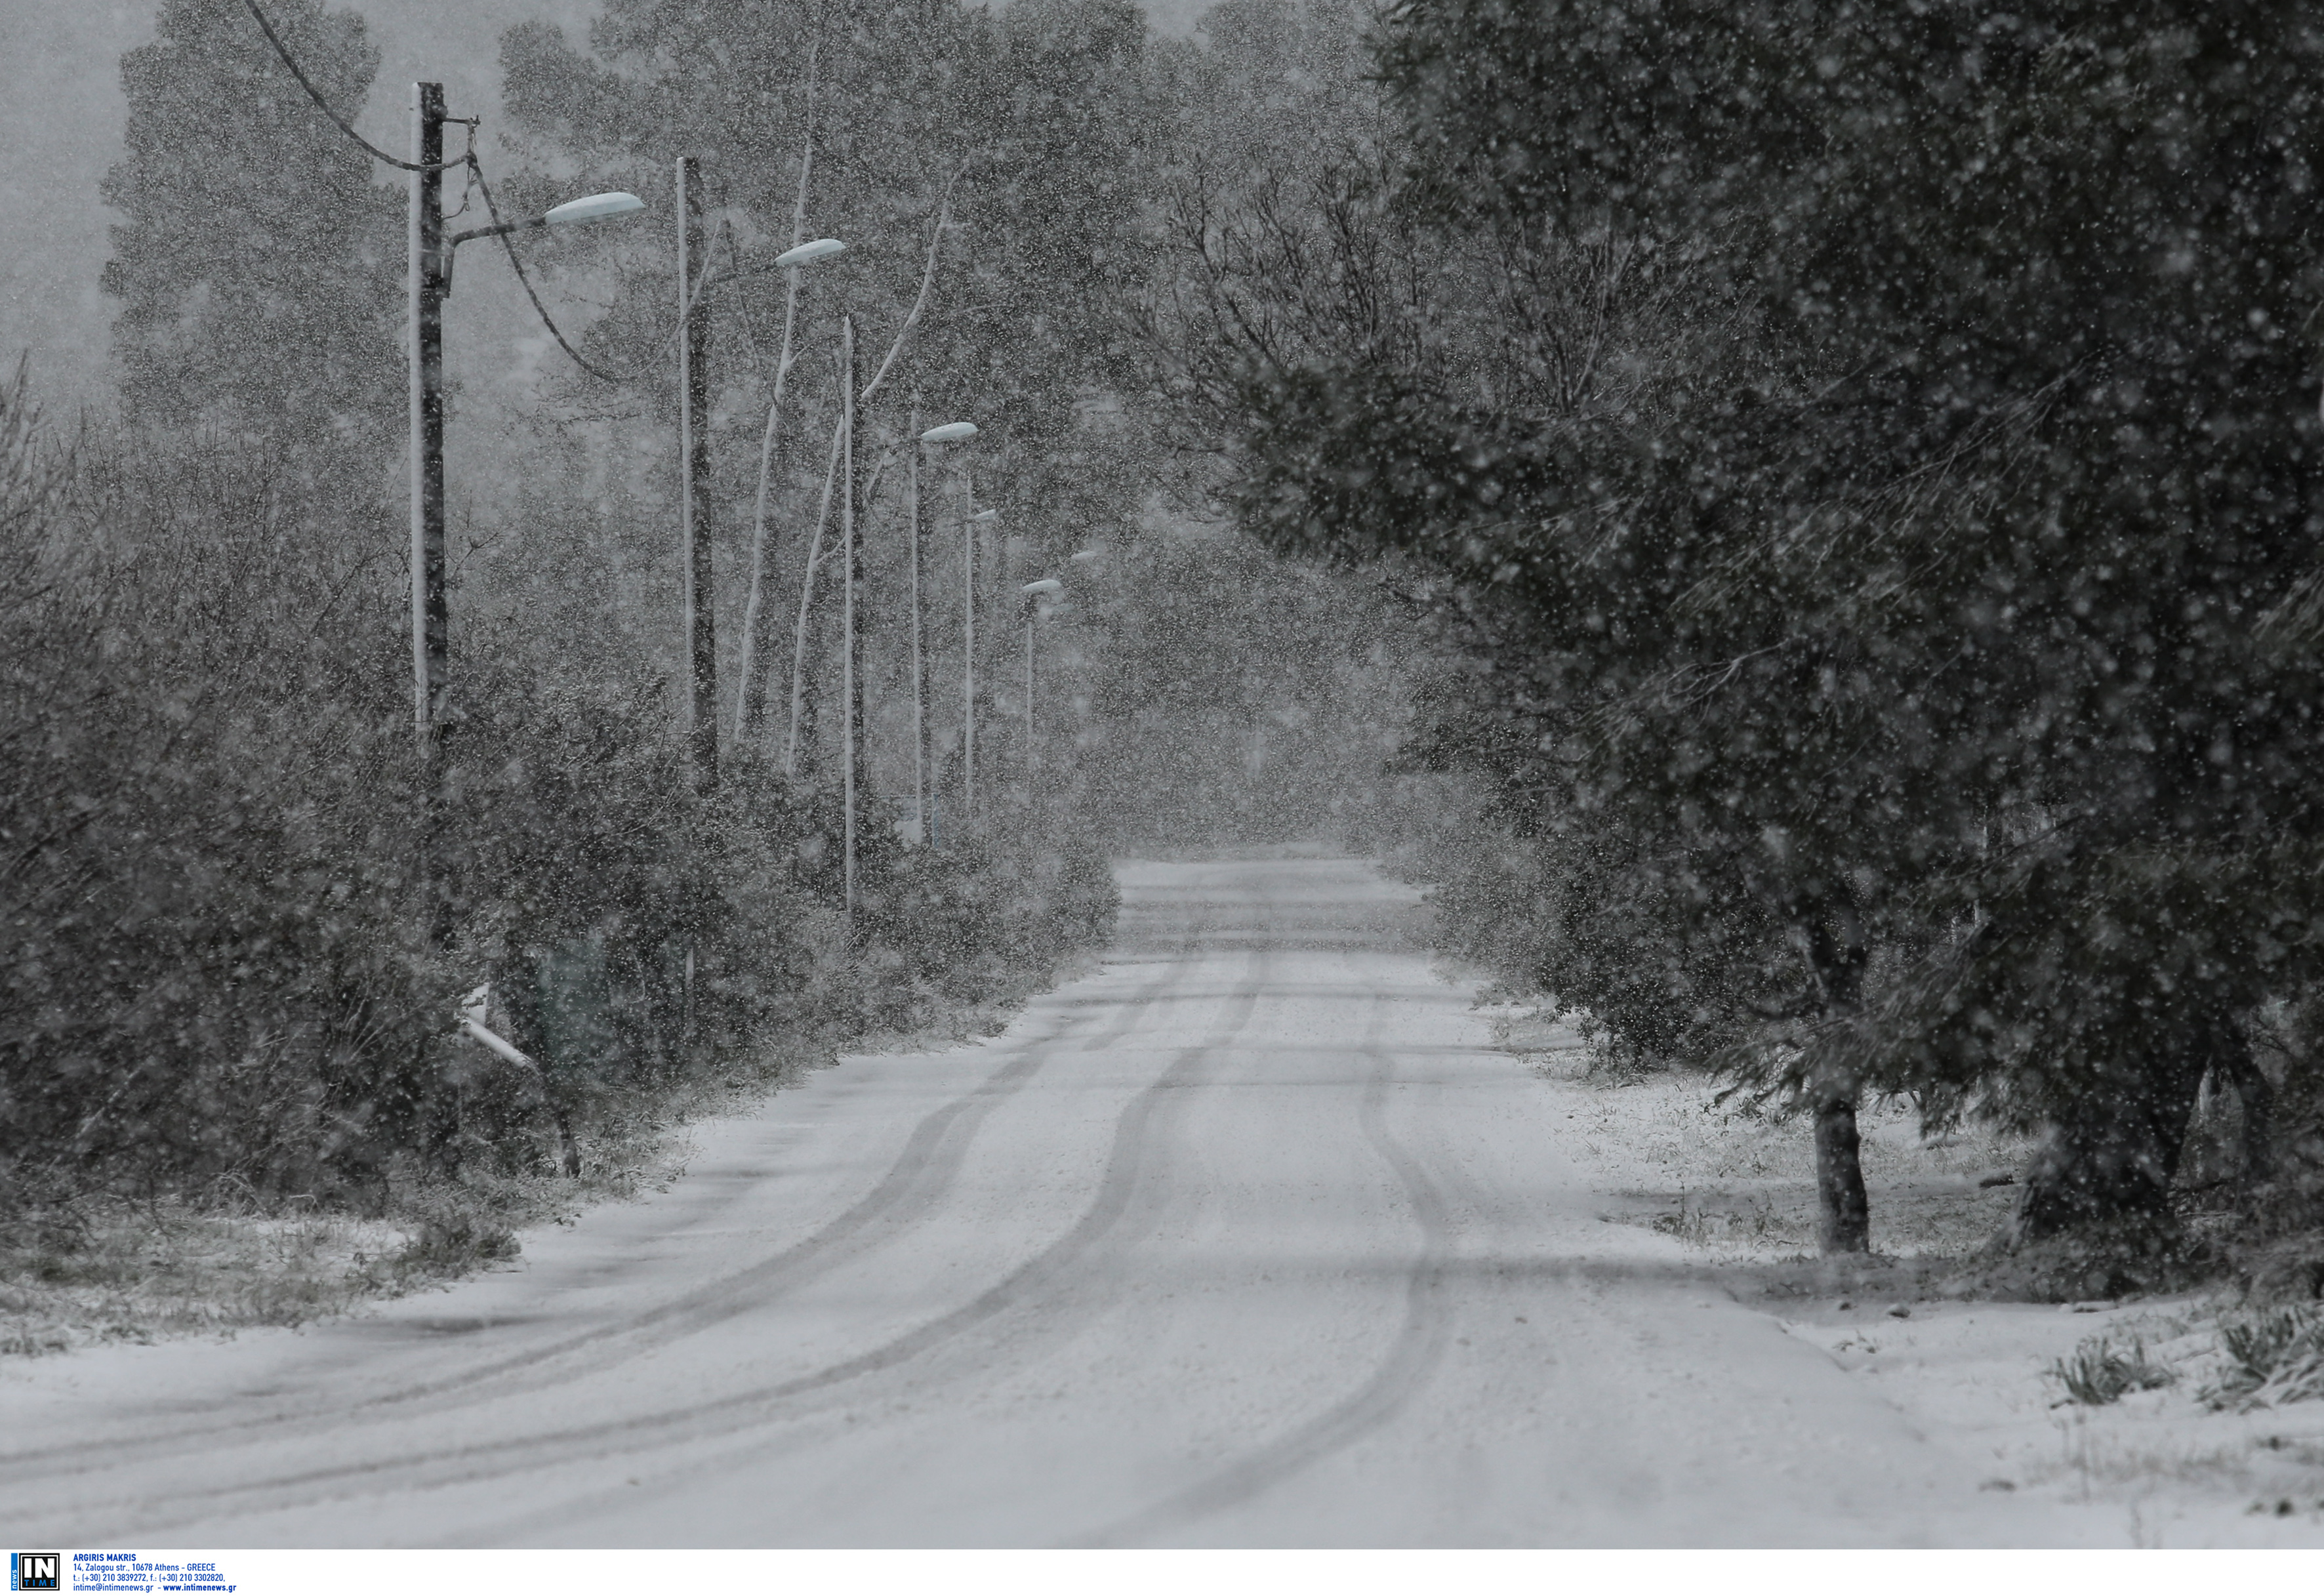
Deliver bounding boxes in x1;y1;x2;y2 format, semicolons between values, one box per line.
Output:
245;0;647;386
468;158;629;384
238;0;466;173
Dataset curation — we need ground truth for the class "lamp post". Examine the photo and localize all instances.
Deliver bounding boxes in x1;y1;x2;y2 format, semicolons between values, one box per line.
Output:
915;418;981;831
410;79;640;935
842;316;859;924
676;156;716;790
1020;577;1063;788
676;196;845;786
905;405;924;844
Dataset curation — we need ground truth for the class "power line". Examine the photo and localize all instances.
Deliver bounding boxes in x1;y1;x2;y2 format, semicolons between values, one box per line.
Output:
238;0;465;173
239;0;626;384
468;158;630;385
245;0;658;388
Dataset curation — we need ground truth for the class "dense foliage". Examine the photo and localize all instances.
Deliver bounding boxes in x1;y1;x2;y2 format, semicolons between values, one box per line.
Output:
0;377;1116;1217
1147;0;2324;1259
0;0;1168;1227
104;0;400;480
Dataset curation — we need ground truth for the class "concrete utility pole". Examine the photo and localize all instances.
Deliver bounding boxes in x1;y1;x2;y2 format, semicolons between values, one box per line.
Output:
964;481;980;827
908;403;925;846
678;155;718;790
409;83;447;762
842;315;859;922
409;81;452;942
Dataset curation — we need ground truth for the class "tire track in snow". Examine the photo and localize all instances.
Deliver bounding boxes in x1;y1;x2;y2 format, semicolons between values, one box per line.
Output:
1072;981;1457;1548
0;942;1198;1498
41;946;1274;1542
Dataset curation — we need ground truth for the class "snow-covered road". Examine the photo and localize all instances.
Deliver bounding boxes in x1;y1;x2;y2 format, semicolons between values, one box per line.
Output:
5;859;2131;1546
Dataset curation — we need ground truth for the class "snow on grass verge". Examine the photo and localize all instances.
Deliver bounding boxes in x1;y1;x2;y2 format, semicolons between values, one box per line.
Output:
1488;994;2324;1545
0;1198;406;1357
1491;997;2035;1265
0;953;1098;1362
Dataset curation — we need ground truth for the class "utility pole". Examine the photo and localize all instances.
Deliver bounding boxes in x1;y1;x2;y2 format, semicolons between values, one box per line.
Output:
962;467;977;829
842;315;859;924
409;81;451;940
410;83;447;762
908;401;925;846
678;155;718;790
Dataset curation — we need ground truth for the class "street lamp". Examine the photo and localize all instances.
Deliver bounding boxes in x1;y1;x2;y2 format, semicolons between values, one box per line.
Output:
1021;578;1064;787
410;79;642;937
413;109;643;759
909;420;976;845
676;190;851;792
774;237;846;270
918;420;983;832
438;189;647;291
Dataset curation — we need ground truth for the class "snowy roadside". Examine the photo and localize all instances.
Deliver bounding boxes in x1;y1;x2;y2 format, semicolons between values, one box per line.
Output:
0;953;1095;1362
1487;996;2324;1547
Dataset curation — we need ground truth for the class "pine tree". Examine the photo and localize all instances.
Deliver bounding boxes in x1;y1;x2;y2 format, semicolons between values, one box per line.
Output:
102;0;400;470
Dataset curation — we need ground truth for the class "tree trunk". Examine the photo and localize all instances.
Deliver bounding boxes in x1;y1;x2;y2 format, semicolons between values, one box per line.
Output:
1814;1088;1871;1253
1804;905;1871;1256
793;609;825;785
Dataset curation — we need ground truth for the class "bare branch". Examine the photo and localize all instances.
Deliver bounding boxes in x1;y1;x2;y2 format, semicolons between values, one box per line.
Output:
859;167;962;407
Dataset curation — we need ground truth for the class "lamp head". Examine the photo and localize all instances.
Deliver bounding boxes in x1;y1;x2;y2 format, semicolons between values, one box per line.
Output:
1021;579;1063;596
920;421;979;443
543;192;645;226
774;237;847;269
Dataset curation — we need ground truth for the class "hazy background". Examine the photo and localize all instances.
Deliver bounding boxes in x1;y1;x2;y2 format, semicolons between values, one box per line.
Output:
0;0;1208;402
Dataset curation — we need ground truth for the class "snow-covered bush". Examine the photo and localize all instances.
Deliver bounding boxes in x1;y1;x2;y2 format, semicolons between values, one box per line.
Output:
0;377;1116;1228
2052;1336;2177;1407
2203;1307;2324;1411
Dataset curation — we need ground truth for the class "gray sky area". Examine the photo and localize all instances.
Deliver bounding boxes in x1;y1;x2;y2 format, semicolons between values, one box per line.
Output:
0;0;1208;405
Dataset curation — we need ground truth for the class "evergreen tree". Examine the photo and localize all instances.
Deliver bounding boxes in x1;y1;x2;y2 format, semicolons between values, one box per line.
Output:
101;0;400;469
1165;0;2324;1256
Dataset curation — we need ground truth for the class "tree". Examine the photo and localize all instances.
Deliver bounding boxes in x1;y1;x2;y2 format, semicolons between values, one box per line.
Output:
102;0;400;479
1063;531;1421;850
496;0;1158;788
1169;0;2324;1257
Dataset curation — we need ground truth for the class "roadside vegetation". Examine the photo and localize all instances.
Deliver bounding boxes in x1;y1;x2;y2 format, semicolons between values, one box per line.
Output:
20;0;2323;1361
1;0;1416;1354
1143;0;2324;1302
0;375;1117;1352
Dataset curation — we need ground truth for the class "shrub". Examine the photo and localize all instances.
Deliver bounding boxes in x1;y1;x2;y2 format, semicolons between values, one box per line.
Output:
0;373;1118;1238
2204;1305;2324;1411
2052;1336;2178;1406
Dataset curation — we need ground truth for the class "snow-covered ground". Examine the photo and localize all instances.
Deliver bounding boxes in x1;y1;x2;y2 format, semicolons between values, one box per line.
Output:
3;857;2319;1546
1496;1002;2324;1546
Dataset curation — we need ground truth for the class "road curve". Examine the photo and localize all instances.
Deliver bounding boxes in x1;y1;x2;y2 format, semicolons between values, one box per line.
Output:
2;858;2096;1546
